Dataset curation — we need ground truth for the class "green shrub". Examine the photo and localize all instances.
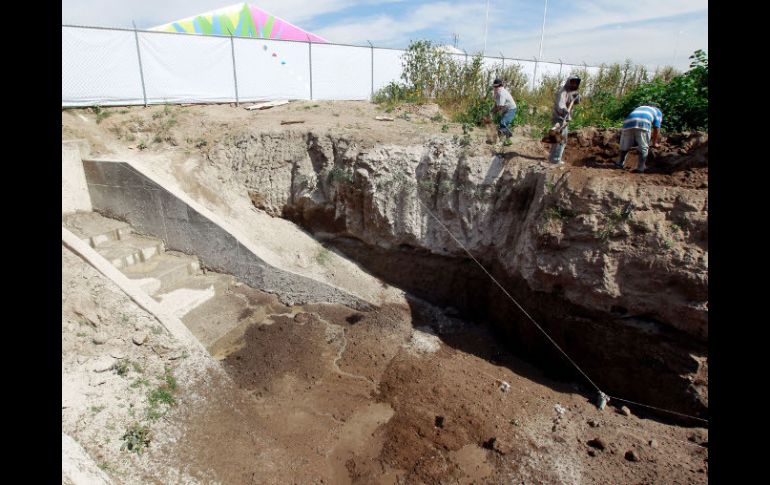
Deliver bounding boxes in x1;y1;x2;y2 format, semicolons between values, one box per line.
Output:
614;50;707;131
121;424;151;454
373;40;707;134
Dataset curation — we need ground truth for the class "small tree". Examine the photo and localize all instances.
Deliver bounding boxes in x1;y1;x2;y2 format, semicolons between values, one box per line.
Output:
616;50;707;131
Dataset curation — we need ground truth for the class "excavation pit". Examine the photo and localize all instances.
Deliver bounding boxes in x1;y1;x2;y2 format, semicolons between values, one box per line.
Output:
62;103;708;484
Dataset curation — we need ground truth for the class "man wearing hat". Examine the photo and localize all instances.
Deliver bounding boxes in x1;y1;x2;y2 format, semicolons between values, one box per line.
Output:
490;78;517;146
549;75;582;164
615;102;663;173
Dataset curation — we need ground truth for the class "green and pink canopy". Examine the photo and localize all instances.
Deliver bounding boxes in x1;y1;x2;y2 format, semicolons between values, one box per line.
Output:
151;3;328;42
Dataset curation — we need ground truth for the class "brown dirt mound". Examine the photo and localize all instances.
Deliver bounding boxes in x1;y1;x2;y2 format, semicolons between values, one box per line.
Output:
562;128;707;171
545;127;708;189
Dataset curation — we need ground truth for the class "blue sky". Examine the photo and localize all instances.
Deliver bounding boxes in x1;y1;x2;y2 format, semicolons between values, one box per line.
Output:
62;0;708;71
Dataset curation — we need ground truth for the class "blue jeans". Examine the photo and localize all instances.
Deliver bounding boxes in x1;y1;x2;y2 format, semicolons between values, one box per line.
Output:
549;124;568;162
498;108;516;137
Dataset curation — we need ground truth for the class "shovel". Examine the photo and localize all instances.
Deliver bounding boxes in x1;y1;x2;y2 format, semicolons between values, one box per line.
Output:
541;97;576;144
482;116;498;144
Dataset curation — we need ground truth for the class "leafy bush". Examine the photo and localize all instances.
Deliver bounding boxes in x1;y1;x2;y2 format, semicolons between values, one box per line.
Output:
121;423;151;454
570;90;623;129
373;40;707;134
372;81;421;109
453;96;494;125
615;50;707;131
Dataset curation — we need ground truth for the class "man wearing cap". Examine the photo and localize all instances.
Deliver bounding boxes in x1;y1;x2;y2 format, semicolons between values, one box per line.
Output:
549;76;581;164
615;102;663;173
490;78;517;146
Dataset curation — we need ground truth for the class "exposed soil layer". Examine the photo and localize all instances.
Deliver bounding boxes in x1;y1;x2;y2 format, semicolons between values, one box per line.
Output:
275;128;708;420
316;236;708;422
173;297;708;484
561;128;708;189
63;242;708;483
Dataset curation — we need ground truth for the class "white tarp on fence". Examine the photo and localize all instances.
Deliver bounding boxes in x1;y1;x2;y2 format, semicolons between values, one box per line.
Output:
372;48;404;92
62;27;145;106
481;56;504;74
234;38;310;101
62;25;604;107
312;44;371;100
139;32;234;104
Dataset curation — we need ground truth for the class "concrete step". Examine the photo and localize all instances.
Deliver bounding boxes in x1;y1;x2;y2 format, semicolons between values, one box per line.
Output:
158;271;288;352
91;234;165;269
62;211;132;248
153;273;226;320
64;211;289;356
120;251;200;295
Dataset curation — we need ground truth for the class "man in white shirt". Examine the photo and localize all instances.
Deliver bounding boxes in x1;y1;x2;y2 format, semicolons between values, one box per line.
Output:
548;76;581;164
491;78;517;146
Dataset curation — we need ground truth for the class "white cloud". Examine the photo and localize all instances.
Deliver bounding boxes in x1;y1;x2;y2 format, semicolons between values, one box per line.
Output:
483;6;708;70
316;16;401;45
558;0;707;32
254;0;364;24
315;2;489;47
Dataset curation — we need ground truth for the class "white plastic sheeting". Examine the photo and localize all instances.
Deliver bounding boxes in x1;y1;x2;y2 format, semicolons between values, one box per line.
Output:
533;61;564;86
139;32;234;104
234;38;310;101
372;48;404;92
312;44;371;100
62;26;606;107
62;27;144;106
482;56;504;74
450;53;468;66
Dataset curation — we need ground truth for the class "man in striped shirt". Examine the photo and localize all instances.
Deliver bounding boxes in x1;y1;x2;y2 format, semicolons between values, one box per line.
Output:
615;103;663;173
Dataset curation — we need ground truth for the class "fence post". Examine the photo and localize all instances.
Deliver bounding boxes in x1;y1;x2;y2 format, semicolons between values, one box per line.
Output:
132;21;148;107
531;56;538;90
367;40;374;100
307;35;313;101
500;51;505;70
463;48;468;65
558;58;563;80
230;34;239;106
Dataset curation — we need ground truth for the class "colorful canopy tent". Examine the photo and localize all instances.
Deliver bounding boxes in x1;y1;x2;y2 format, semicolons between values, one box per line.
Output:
150;3;328;43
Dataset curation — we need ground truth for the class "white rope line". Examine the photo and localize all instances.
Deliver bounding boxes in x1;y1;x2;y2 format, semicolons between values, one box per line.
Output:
609;395;708;424
415;196;708;425
417;197;602;393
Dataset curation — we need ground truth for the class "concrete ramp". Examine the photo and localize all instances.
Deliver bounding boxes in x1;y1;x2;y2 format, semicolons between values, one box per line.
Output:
81;158;375;310
62;432;113;485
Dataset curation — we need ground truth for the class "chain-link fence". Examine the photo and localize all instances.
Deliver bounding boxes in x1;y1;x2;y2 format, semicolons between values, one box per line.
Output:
62;24;602;107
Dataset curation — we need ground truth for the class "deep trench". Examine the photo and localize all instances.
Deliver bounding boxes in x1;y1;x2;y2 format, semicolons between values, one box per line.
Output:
296;233;707;426
278;185;707;426
231;131;707;425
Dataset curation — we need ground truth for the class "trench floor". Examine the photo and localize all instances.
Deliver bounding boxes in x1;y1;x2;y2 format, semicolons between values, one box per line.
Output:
168;290;708;484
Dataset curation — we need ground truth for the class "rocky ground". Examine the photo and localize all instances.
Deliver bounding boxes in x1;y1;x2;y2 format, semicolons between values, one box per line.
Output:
62;244;213;483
